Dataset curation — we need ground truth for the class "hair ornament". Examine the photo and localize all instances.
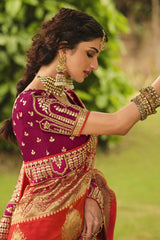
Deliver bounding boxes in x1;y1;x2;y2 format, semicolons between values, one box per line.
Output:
100;29;106;51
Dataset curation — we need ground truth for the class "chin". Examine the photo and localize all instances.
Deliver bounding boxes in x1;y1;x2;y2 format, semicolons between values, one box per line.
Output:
74;77;85;83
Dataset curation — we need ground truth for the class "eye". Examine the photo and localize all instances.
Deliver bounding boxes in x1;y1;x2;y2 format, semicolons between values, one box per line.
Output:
87;52;93;58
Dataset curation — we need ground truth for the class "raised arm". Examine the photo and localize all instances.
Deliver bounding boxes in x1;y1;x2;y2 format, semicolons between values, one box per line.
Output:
81;102;140;136
81;75;160;136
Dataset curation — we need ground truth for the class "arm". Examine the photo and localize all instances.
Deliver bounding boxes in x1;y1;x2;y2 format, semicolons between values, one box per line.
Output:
82;102;141;136
82;75;160;136
80;198;103;240
80;182;104;239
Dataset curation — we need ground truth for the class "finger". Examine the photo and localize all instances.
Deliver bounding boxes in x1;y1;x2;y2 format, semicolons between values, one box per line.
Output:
85;221;93;239
81;221;87;236
92;217;100;234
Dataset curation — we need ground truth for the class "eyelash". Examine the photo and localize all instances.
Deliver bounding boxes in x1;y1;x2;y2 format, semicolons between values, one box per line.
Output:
87;52;93;58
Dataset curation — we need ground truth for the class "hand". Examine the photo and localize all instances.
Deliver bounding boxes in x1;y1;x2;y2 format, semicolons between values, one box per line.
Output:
80;198;103;239
152;75;160;95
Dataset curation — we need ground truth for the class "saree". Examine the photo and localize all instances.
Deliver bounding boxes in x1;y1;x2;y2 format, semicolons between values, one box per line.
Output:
0;89;116;240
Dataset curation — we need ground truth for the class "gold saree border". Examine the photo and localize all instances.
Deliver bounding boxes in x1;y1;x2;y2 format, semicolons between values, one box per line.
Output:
24;135;98;184
91;169;116;237
11;168;92;225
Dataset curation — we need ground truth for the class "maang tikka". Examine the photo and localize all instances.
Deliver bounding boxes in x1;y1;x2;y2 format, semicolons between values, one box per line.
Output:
55;55;74;89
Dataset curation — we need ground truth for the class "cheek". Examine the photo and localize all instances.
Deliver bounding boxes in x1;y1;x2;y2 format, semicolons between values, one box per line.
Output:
66;56;83;73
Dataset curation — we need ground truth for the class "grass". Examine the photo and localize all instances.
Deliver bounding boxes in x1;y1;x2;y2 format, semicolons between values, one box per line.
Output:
0;111;160;239
0;174;19;217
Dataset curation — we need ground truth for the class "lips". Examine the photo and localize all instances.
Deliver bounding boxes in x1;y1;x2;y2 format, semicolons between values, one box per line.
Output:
84;71;91;77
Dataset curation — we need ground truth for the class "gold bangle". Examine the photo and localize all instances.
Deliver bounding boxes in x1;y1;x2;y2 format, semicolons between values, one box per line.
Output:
131;85;160;120
131;97;147;120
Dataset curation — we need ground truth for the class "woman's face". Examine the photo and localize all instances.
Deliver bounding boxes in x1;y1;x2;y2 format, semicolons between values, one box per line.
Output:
65;38;101;83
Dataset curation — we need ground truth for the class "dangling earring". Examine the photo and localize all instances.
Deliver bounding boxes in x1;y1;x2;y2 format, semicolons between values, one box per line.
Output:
66;76;74;89
55;55;67;87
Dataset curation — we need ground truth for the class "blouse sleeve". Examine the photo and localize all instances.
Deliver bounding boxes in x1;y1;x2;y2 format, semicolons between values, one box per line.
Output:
32;92;90;137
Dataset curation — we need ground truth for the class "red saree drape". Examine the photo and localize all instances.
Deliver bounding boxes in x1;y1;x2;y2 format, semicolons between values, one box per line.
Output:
0;89;116;240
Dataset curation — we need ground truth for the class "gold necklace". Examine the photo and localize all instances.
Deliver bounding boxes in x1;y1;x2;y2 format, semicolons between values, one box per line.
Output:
37;75;65;96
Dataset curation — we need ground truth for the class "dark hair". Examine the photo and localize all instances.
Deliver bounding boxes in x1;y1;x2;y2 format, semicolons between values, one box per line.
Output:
0;8;107;143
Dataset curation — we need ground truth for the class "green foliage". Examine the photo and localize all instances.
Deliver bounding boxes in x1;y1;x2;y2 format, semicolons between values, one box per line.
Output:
115;0;152;22
0;0;133;150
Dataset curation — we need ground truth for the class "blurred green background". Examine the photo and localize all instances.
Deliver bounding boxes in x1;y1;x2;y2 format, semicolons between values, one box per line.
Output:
0;0;160;239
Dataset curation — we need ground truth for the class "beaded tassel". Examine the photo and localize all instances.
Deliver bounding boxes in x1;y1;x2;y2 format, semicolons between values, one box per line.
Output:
66;77;74;89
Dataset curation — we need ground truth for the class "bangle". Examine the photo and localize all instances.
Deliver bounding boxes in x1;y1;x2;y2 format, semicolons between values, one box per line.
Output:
131;86;160;120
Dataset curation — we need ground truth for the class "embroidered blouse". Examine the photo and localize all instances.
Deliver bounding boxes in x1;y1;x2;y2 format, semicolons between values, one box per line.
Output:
12;89;90;161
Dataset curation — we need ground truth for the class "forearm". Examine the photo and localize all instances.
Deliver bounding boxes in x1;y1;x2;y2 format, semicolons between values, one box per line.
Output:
81;101;141;136
82;75;160;136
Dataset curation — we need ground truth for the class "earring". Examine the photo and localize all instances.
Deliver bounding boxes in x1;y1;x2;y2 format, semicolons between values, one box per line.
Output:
66;76;74;89
55;55;67;87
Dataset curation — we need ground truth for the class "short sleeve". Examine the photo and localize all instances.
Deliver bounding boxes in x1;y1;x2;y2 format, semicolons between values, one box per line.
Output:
32;92;90;136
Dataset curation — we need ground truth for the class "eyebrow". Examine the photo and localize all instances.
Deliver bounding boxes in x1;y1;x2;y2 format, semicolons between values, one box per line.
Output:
89;47;99;53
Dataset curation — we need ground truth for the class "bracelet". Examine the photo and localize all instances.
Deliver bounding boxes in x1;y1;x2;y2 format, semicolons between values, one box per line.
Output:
131;86;159;121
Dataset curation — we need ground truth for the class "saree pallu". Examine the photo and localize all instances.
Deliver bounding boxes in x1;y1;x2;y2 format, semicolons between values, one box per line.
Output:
0;135;116;240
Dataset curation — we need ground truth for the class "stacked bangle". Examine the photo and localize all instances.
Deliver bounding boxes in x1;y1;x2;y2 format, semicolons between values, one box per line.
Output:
131;86;160;120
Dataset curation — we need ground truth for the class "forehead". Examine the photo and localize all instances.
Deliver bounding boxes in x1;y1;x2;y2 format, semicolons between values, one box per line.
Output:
77;38;102;52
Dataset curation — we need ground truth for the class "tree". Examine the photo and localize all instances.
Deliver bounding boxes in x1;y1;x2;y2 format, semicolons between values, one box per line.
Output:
0;0;132;151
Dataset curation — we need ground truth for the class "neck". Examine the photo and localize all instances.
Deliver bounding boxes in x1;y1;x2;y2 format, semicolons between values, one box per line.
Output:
26;57;59;91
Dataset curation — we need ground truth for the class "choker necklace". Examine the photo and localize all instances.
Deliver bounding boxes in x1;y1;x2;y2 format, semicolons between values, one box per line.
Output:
37;75;65;97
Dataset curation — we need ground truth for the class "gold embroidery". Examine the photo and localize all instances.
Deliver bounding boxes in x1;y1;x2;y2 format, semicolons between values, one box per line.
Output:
61;147;67;152
32;93;88;136
22;142;25;146
0;164;25;238
16;114;19;119
36;137;41;142
9;135;98;227
0;216;10;239
22;100;27;106
27;122;33;127
11;224;27;240
38;118;73;135
19;112;23;117
88;184;104;210
46;150;50;155
11;170;92;225
31;150;35;155
24;131;29;136
65;91;75;103
91;169;117;233
24;135;97;183
72;109;89;136
69;136;75;140
49;136;55;142
42;120;50;129
13;121;16;126
54;105;78;117
28;111;34;116
61;206;82;240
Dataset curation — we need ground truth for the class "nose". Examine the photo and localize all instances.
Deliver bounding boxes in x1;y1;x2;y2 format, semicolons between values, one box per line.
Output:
90;57;98;71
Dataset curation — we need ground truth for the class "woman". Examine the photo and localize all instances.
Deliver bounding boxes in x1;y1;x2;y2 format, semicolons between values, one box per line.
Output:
0;8;160;240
